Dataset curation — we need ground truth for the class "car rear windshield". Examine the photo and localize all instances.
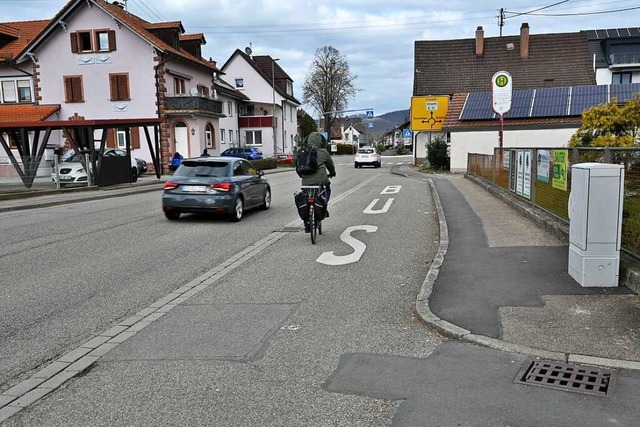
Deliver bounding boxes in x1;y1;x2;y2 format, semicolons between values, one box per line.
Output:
175;161;229;177
358;149;375;154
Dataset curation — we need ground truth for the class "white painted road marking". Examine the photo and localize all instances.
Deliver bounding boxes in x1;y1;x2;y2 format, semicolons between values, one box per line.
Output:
316;225;378;265
363;198;394;214
381;185;402;194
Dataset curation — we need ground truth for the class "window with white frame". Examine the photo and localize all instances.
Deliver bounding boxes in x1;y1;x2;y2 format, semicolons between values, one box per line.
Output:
220;128;226;144
228;129;233;144
227;101;233;116
245;130;262;146
283;103;286;121
235;78;244;88
174;77;186;95
116;129;127;148
1;78;33;103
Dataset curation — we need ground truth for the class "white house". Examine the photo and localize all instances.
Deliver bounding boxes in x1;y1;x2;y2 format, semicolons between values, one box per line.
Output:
221;49;300;157
1;0;227;175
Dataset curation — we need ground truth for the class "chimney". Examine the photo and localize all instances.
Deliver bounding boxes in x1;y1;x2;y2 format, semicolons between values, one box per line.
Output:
520;23;530;59
475;26;484;56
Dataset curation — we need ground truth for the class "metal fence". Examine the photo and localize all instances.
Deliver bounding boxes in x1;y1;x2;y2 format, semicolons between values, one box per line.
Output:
468;147;640;258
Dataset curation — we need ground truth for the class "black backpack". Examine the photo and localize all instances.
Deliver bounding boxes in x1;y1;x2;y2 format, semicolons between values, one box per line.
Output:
295;145;318;176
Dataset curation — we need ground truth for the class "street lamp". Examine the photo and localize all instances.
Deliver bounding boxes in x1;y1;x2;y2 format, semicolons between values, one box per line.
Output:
271;58;280;157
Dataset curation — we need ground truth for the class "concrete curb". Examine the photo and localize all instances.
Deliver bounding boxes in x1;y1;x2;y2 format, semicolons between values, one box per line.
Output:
398;169;640;371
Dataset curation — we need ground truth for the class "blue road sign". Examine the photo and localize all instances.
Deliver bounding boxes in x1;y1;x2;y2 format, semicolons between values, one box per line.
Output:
402;129;413;138
320;132;329;141
366;110;374;118
368;123;374;129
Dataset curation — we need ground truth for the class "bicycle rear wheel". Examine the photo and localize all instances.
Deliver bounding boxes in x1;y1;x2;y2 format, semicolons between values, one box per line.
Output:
310;204;317;244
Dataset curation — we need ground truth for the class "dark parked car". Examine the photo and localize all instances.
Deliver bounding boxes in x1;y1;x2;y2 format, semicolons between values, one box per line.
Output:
135;158;148;175
221;147;263;160
162;157;271;222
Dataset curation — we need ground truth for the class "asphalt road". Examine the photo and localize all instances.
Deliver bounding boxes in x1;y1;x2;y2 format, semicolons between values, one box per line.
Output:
3;157;640;426
0;156;445;425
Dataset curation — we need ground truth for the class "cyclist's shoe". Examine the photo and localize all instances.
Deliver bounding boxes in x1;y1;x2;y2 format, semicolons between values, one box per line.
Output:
325;210;329;218
304;223;311;233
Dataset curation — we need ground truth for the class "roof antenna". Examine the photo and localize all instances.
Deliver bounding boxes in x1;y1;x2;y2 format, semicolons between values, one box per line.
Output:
497;7;505;37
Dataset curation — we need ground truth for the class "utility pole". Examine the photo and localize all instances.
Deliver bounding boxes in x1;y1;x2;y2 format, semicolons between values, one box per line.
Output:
498;8;505;37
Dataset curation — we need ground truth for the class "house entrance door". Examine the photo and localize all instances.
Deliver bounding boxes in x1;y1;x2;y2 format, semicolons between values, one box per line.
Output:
174;122;189;157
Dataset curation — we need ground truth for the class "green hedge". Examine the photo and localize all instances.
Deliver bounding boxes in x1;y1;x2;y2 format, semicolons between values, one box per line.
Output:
250;158;278;170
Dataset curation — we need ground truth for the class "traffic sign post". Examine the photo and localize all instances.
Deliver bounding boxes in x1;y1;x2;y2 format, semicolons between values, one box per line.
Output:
492;71;512;150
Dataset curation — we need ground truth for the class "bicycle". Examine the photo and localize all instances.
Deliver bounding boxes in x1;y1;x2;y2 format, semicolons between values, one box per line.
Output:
300;185;326;244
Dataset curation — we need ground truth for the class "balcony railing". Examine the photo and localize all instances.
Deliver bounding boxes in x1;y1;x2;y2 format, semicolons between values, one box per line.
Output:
609;52;640;66
165;96;224;116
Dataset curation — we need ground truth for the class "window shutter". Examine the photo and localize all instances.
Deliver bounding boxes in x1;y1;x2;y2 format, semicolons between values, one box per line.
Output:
71;77;82;102
64;77;73;102
131;127;140;149
106;129;116;148
118;74;129;100
109;74;117;100
108;30;116;51
70;32;78;53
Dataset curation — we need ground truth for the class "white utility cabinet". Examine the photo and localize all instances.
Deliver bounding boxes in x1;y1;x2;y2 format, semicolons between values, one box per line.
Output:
568;163;624;287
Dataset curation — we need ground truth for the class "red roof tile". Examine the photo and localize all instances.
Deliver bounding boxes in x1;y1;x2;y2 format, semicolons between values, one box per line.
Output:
0;105;60;123
0;20;50;60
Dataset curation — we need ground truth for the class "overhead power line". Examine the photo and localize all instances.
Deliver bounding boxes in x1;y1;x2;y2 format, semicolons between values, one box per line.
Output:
504;5;640;17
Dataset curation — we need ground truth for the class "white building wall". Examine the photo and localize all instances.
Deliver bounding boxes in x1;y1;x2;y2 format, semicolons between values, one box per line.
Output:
450;127;578;173
222;55;299;157
35;5;158;160
595;68;640;85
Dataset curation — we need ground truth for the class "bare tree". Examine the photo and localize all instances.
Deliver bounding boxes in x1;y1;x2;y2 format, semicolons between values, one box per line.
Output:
302;46;359;133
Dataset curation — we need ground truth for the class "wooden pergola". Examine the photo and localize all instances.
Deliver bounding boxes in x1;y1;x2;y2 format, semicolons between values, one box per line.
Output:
0;117;164;188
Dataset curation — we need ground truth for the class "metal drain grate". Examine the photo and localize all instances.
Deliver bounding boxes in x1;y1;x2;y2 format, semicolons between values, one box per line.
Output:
276;226;303;232
514;360;615;397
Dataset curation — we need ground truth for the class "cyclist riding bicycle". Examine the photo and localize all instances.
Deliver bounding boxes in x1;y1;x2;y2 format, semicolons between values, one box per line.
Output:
299;132;336;233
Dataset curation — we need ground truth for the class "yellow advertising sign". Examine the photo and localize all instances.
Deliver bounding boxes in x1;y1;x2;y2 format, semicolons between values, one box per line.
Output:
411;96;449;131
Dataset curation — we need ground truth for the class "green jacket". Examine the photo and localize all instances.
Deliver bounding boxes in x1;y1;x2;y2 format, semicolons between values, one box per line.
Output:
300;132;336;186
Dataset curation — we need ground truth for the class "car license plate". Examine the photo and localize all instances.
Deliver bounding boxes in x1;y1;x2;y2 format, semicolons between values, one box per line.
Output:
60;176;73;181
181;185;207;193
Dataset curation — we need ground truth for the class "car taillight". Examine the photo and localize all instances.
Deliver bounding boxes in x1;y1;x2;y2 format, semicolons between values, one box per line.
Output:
211;183;232;192
355;153;361;158
164;182;178;190
372;153;378;157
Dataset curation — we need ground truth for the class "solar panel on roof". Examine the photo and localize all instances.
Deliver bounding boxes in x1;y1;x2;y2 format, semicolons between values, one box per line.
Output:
630;28;640;36
504;89;534;119
570;85;608;115
459;92;495;120
530;87;570;117
611;83;640;103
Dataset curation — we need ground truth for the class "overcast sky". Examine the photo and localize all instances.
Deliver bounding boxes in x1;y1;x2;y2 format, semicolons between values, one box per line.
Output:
3;0;640;116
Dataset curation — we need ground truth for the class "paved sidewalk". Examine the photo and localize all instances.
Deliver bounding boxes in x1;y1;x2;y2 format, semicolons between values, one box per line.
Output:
409;171;640;370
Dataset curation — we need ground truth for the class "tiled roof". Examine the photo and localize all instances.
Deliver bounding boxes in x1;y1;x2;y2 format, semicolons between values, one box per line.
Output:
0;20;50;60
443;93;581;131
11;1;219;73
0;104;60;123
180;33;206;43
414;30;595;96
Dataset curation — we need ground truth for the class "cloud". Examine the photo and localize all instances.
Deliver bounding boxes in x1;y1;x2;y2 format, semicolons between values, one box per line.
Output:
3;0;640;115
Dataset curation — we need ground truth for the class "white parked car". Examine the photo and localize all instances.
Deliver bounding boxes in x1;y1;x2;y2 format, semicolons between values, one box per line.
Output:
354;147;381;168
51;149;139;186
